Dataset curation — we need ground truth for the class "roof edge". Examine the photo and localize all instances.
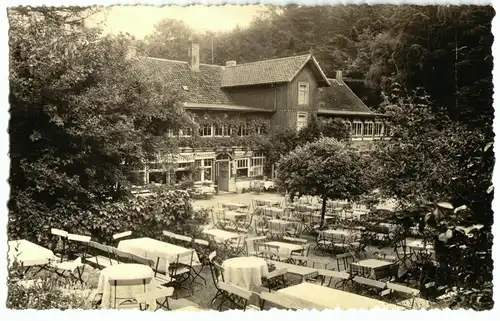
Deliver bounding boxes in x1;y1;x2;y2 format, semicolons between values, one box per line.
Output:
317;109;375;116
183;102;274;113
289;55;331;87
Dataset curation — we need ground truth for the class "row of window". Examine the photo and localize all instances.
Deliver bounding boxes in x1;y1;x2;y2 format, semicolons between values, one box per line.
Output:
171;152;266;182
167;125;265;138
347;121;387;137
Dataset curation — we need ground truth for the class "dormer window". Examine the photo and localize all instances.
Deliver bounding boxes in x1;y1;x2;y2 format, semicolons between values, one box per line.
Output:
298;82;309;106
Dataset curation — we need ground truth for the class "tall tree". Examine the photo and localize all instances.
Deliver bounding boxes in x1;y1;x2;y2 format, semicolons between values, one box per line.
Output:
8;7;192;241
276;137;370;224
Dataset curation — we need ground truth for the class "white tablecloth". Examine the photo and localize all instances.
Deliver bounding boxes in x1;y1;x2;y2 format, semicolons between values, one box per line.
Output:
224;211;247;221
322;229;359;241
278;283;404;310
268;219;293;231
203;229;240;242
118;238;199;273
222;256;268;290
8;240;57;267
97;264;157;310
266;241;303;256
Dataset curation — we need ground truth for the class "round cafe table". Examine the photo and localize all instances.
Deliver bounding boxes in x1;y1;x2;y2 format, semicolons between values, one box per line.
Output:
96;263;157;310
222;256;269;290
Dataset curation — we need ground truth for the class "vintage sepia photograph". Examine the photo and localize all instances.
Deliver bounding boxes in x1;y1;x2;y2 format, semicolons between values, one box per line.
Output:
6;4;495;311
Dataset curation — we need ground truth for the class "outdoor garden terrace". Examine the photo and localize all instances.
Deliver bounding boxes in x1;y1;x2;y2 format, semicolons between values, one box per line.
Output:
8;192;465;311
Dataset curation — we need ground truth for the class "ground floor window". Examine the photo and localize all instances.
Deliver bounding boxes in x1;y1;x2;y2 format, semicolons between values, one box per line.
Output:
363;121;374;136
374;122;385;136
149;171;167;184
251;152;265;176
194;159;213;182
236;158;249;178
352;121;363;136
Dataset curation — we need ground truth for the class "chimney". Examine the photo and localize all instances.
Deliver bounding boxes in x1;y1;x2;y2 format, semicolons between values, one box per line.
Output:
225;60;237;67
336;70;343;83
188;41;200;72
126;46;137;60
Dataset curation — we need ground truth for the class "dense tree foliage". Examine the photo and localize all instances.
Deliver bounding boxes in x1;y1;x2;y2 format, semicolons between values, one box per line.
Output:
139;5;493;133
276;138;370;223
263;117;349;175
8;8;193;242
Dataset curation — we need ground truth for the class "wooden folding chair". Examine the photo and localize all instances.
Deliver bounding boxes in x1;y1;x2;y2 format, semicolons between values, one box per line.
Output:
167;250;195;298
335;252;355;271
192;238;210;285
245;236;267;256
382;282;423;309
353;276;387;297
51;233;91;284
262;268;287;292
134;286;175;311
216;281;260;311
50;228;69;262
254;219;270;237
209;259;227;309
317;269;351;289
316;231;334;254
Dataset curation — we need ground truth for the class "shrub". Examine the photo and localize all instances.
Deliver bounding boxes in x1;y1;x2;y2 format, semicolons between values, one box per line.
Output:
7;261;94;310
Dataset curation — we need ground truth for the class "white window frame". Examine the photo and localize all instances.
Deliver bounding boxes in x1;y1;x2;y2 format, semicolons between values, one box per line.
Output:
199;125;213;137
352;120;363;137
297;112;308;131
236;158;250;178
374;122;385;136
298;82;309;106
179;128;192;137
214;125;224;137
197;159;213;182
251;152;265;177
238;125;248;137
256;126;264;135
363;121;374;137
223;126;232;137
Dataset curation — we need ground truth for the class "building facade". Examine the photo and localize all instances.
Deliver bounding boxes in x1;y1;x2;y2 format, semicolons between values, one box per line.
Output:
130;42;387;192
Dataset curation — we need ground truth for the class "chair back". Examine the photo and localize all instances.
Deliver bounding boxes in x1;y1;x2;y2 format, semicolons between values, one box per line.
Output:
260;292;298;310
173;234;194;245
266;267;287;279
170;249;194;275
67;234;91;243
112;248;134;263
353;276;387;290
218;281;252;309
51;228;69;262
387;282;420;296
51;228;69;237
208;251;217;262
209;261;225;289
318;269;350;280
335;253;354;271
113;231;132;241
194;238;209;246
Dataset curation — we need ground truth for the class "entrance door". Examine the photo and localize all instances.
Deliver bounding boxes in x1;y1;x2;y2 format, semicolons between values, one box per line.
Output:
216;161;230;191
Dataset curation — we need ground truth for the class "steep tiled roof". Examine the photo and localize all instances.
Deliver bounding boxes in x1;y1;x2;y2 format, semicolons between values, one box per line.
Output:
221;54;325;87
317;78;373;115
135;57;235;105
